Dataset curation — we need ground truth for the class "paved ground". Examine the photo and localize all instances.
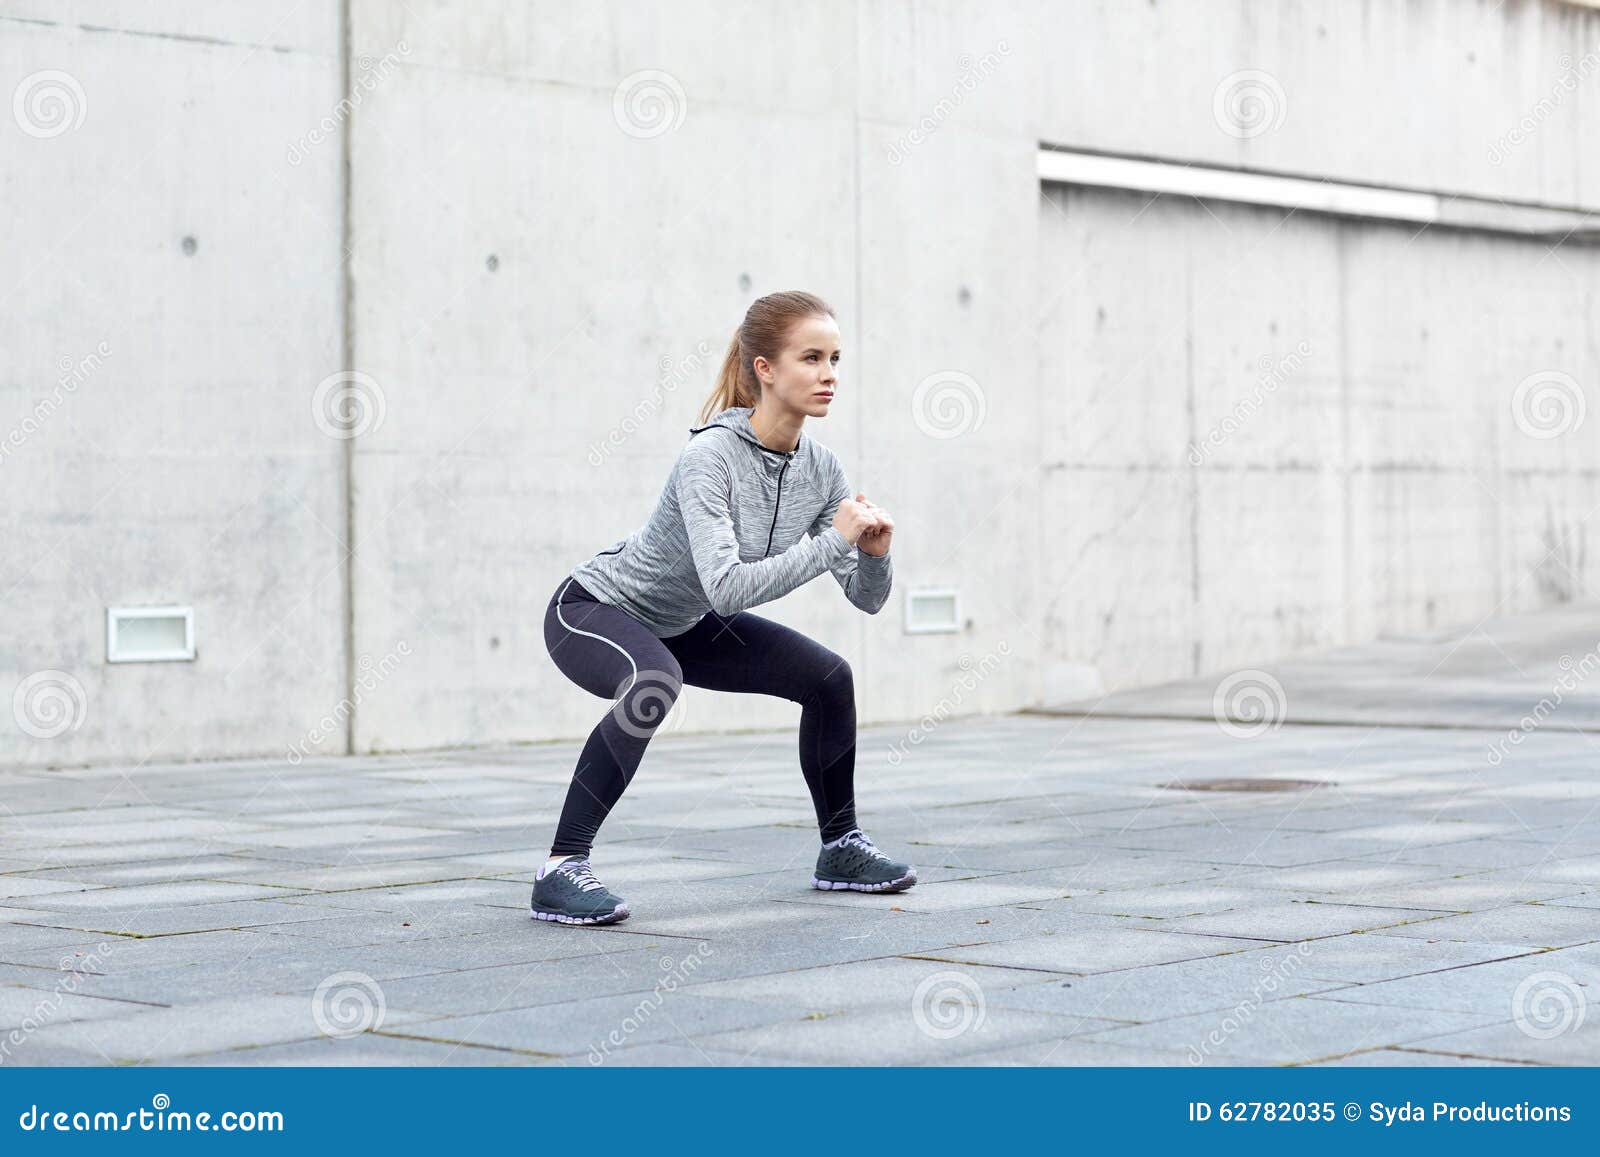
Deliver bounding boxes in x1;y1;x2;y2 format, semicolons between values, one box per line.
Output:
3;607;1600;1067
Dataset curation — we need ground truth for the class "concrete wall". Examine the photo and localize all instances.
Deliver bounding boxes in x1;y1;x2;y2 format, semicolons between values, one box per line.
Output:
1;3;348;769
4;0;1597;768
1037;185;1600;701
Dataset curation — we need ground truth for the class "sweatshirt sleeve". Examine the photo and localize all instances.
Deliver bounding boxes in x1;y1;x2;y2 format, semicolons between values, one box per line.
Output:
808;451;893;615
675;441;852;617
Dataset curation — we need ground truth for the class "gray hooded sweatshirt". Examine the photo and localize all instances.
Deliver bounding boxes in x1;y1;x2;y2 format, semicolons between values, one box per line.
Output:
569;406;893;638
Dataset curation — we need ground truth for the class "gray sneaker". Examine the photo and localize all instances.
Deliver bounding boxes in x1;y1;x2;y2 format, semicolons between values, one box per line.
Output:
530;856;630;925
812;829;917;893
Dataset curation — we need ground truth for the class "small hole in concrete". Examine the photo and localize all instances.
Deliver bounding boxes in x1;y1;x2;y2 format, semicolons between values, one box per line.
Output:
486;254;499;272
957;285;972;306
738;272;752;292
181;236;198;256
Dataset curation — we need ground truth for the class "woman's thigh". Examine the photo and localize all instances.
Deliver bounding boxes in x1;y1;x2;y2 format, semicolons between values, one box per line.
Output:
664;609;848;702
544;576;681;701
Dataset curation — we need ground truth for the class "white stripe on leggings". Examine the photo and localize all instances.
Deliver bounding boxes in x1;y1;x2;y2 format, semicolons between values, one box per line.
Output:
556;577;639;695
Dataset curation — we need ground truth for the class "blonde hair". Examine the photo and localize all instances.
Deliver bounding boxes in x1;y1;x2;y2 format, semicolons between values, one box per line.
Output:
698;290;835;424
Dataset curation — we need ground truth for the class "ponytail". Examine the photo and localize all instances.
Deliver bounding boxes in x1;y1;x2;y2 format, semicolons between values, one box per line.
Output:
697;290;835;425
700;329;760;424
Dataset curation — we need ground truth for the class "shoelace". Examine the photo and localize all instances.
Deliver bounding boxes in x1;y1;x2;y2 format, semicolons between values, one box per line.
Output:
558;858;606;892
840;829;891;861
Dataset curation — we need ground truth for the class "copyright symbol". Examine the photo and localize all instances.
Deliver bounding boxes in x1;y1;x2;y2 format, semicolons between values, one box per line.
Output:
1343;1102;1361;1121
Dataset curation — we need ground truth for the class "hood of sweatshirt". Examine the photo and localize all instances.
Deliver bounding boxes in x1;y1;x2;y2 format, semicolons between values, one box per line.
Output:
688;407;811;471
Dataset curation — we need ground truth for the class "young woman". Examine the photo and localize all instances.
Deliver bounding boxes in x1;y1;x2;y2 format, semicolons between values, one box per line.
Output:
533;290;916;925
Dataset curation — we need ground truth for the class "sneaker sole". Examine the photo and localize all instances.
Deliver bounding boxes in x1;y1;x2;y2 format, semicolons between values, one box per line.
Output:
811;870;917;894
529;902;630;926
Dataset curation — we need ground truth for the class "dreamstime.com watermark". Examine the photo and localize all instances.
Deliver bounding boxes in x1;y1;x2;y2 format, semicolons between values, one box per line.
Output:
613;69;687;138
1211;668;1288;740
588;340;714;466
1511;970;1589;1039
1213;69;1286;139
1486;643;1600;765
1186;942;1314;1064
16;1094;283;1133
1188;341;1312;464
312;971;386;1038
1488;44;1600;165
1510;369;1587;440
287;642;411;764
887;642;1011;766
12;70;86;138
588;944;715;1064
288;41;411;164
886;42;1011;165
0;943;116;1065
912;970;988;1040
12;669;88;740
1;342;111;466
312;369;386;439
911;370;986;439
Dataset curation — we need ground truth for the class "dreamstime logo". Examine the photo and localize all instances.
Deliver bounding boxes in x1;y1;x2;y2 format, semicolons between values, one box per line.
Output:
1211;669;1286;739
1212;69;1286;139
1187;943;1314;1064
911;971;987;1040
288;40;410;164
1488;46;1600;165
1;342;112;466
1511;971;1587;1039
1511;370;1586;440
588;340;714;466
312;370;386;440
1189;341;1312;464
610;668;684;740
13;670;87;740
887;643;1010;766
13;70;86;138
911;371;986;439
612;70;686;139
886;41;1011;165
0;942;116;1064
588;945;714;1064
311;971;386;1038
1486;643;1600;765
288;642;411;764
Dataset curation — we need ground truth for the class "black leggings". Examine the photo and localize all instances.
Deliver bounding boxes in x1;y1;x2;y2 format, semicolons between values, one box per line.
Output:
542;575;860;856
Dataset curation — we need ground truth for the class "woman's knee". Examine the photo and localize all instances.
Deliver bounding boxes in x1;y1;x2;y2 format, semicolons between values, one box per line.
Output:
804;653;854;703
610;656;684;735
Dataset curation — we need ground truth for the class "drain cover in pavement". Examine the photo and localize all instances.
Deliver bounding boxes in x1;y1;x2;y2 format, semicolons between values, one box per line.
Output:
1162;778;1329;792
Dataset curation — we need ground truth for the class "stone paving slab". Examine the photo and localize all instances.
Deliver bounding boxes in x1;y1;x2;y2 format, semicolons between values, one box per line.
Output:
1400;1016;1600;1065
1371;904;1600;947
1309;952;1600;1017
665;1003;1122;1066
182;1033;541;1067
1078;998;1514;1065
12;995;440;1064
908;926;1267;974
1302;1047;1541;1067
982;946;1355;1022
1286;933;1551;985
7;604;1600;1066
388;992;804;1058
955;1037;1285;1067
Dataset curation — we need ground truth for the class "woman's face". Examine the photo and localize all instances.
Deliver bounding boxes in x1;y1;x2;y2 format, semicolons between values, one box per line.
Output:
754;313;840;418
